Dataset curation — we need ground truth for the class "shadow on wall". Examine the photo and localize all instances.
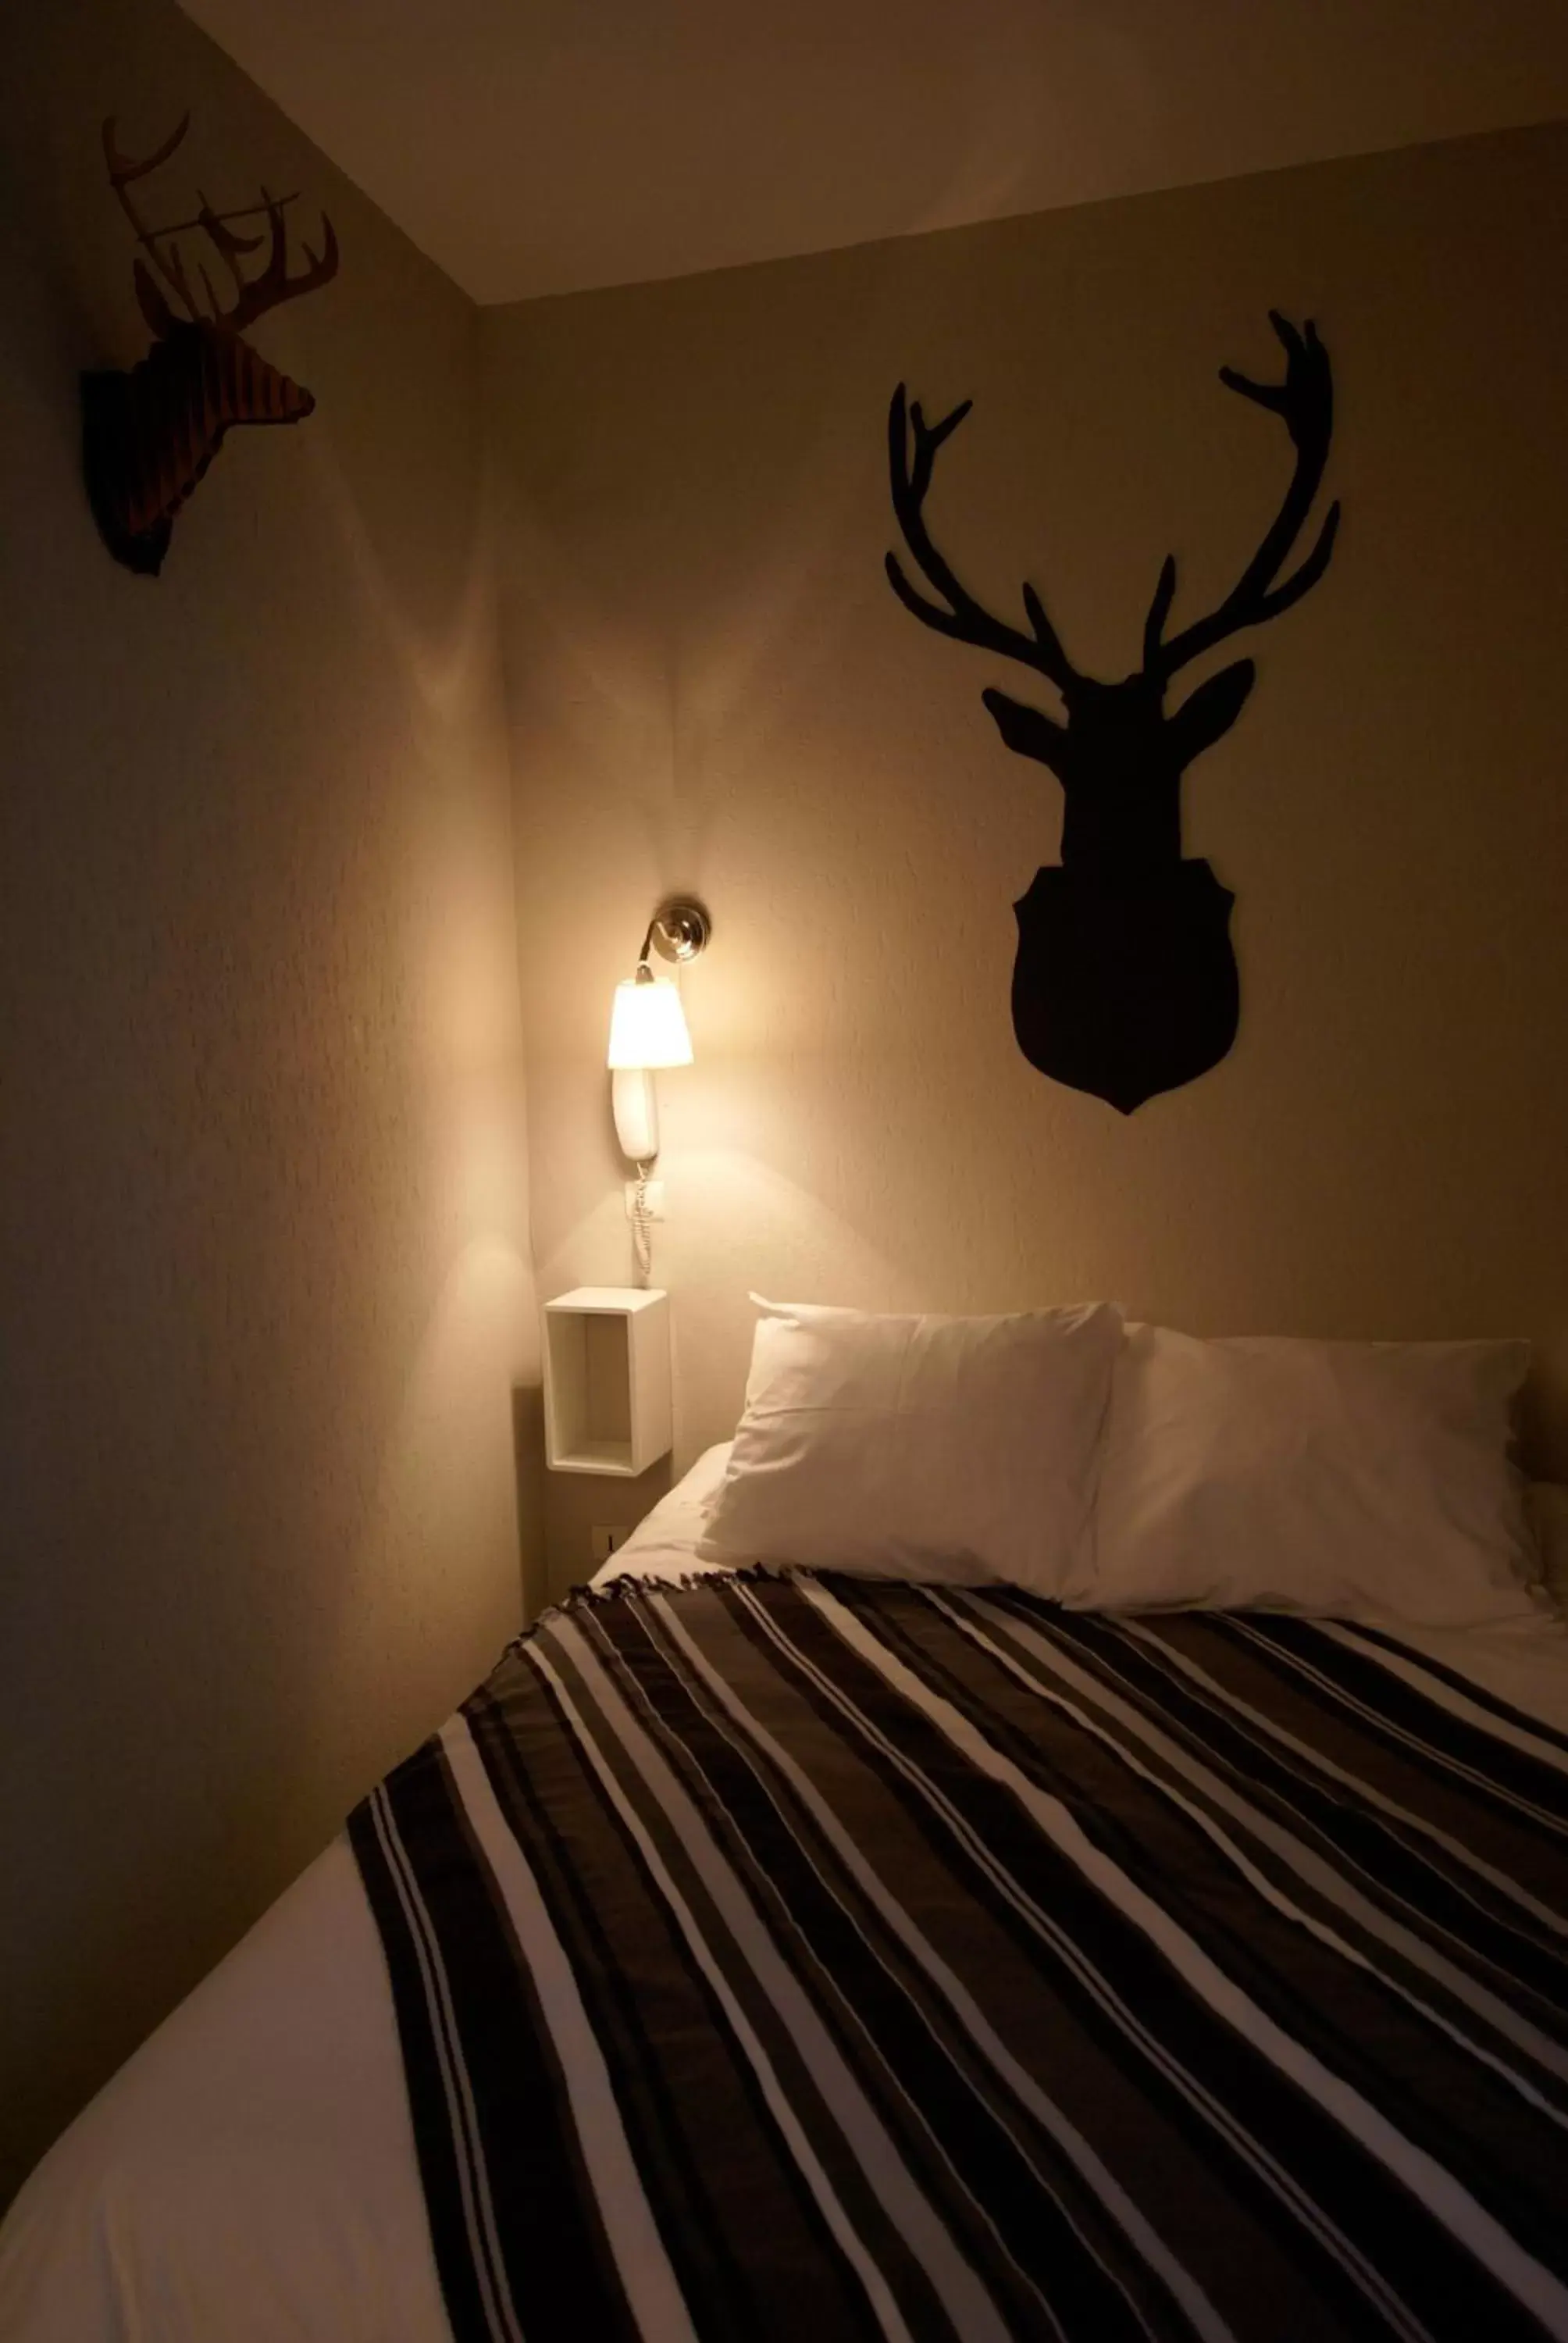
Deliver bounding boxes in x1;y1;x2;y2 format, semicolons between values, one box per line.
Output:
1520;1338;1568;1486
539;1453;675;1610
293;1234;540;1769
511;1380;548;1619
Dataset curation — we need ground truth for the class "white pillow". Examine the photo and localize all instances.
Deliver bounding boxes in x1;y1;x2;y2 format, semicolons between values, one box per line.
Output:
697;1296;1123;1590
1066;1323;1542;1625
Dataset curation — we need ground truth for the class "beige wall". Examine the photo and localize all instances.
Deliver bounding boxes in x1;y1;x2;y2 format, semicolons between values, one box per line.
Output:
487;121;1568;1593
0;0;539;2202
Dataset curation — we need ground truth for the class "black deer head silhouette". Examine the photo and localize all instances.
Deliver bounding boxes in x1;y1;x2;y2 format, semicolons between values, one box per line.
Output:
886;312;1339;1111
82;114;340;576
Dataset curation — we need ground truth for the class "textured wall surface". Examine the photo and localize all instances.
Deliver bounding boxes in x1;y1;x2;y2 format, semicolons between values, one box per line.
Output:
487;122;1568;1589
0;0;539;2203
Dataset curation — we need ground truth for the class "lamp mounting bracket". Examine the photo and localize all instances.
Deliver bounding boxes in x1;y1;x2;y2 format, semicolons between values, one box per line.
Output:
643;897;711;966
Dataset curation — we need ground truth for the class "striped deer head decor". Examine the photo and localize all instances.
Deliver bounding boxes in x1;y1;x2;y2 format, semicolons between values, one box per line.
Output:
82;115;340;576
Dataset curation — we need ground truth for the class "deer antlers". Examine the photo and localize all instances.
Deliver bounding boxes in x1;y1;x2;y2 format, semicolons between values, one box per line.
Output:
102;114;340;342
886;387;1082;694
887;312;1338;699
1145;312;1339;679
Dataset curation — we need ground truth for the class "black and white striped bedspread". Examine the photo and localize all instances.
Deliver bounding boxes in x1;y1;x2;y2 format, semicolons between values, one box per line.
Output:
349;1573;1568;2343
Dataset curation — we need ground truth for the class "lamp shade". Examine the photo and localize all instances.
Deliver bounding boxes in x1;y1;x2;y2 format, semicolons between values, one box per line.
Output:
608;975;693;1070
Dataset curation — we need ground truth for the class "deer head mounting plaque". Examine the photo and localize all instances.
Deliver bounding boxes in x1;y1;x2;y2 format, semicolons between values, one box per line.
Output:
82;115;340;576
886;312;1340;1112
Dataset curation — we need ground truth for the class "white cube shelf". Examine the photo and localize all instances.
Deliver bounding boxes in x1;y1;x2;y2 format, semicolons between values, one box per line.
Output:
543;1287;672;1477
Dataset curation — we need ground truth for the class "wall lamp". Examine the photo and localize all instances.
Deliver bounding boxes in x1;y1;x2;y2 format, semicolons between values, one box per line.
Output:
608;897;711;1164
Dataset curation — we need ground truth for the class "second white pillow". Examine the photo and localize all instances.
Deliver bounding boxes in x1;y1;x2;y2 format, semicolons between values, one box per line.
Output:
698;1296;1123;1591
1064;1322;1542;1625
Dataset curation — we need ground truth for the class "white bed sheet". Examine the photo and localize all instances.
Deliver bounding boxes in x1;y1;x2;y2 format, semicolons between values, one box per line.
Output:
590;1440;734;1589
4;1446;1564;2343
0;1837;447;2342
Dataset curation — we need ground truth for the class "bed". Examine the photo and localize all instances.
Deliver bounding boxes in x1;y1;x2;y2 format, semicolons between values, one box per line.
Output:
4;1350;1567;2341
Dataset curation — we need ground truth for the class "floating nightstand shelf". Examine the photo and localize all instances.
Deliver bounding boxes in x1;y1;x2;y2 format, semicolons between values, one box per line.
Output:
543;1287;672;1477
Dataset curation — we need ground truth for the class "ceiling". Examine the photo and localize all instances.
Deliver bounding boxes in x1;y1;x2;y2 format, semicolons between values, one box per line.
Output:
176;0;1568;305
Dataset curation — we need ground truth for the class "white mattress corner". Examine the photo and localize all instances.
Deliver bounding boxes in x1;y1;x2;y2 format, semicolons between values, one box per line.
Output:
0;1838;449;2342
589;1439;735;1589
